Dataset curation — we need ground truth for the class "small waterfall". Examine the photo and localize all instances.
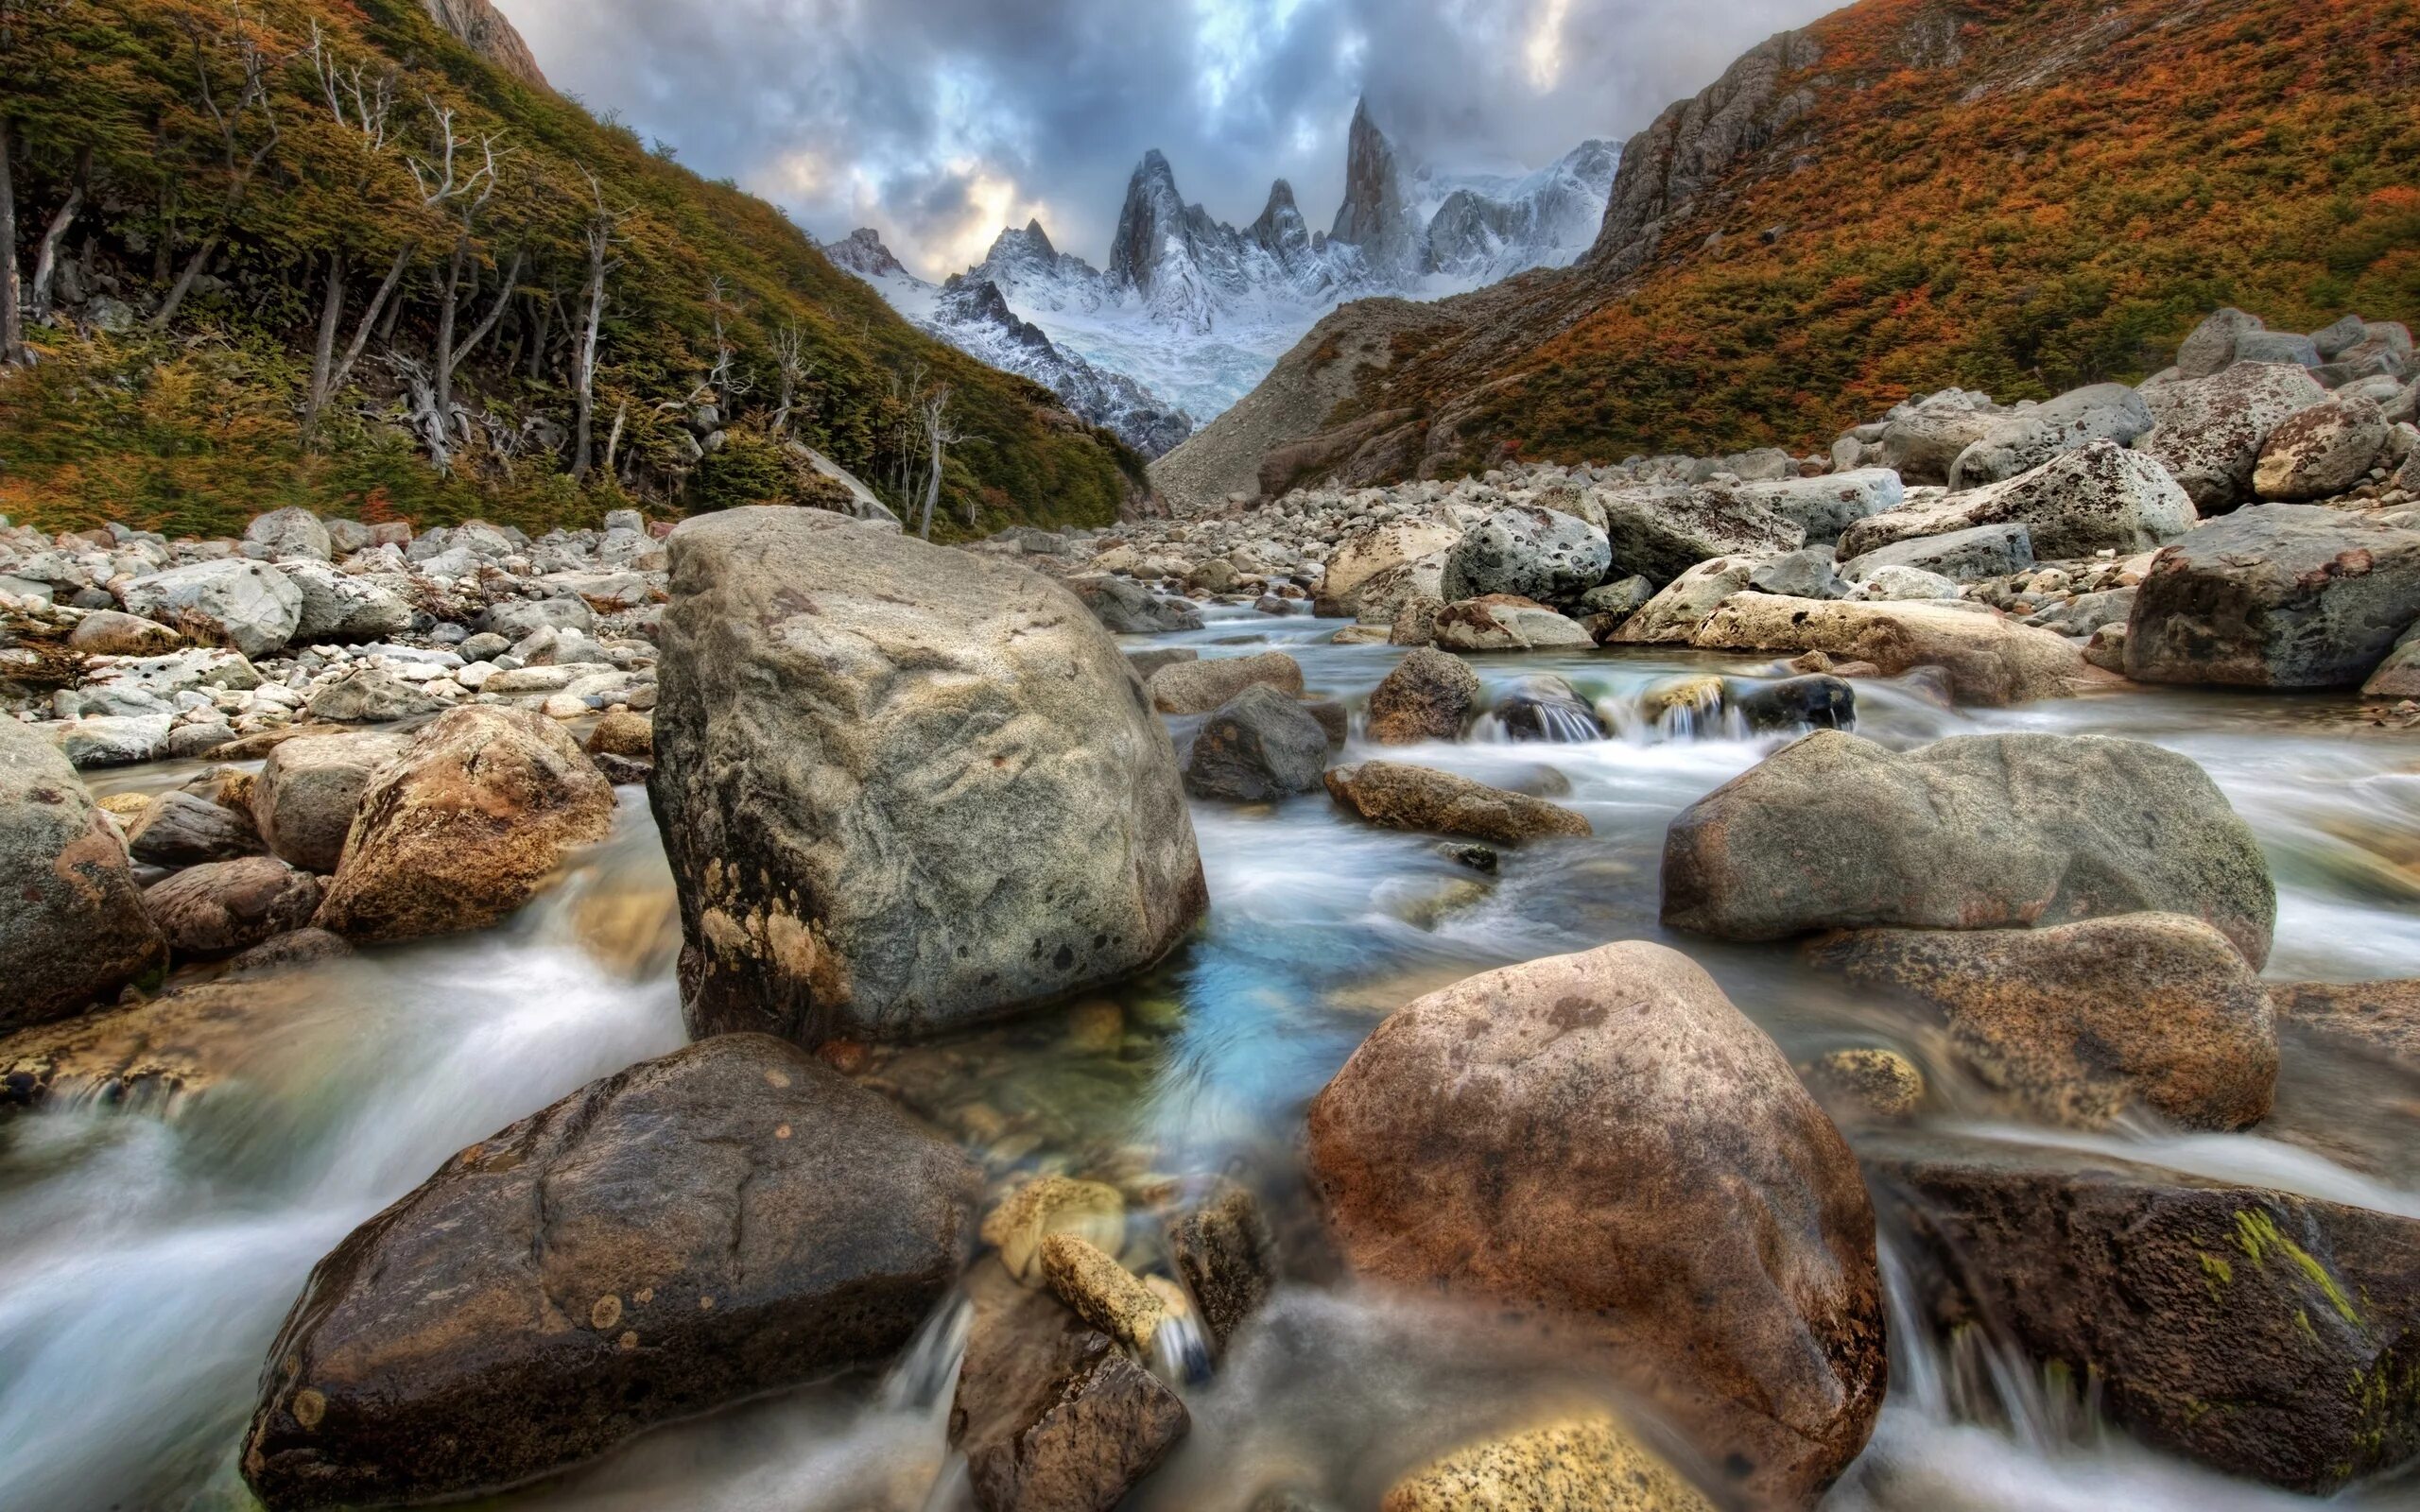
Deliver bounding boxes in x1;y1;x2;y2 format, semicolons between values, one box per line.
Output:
877;1292;972;1413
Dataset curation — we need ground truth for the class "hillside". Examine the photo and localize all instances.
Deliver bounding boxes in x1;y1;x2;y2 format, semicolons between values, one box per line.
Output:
0;0;1147;540
1159;0;2420;508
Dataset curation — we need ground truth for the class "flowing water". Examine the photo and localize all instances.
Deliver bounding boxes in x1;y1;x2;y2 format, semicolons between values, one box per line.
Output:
6;602;2419;1511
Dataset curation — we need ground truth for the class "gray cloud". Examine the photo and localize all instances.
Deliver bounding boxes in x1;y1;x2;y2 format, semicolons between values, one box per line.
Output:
502;0;1831;278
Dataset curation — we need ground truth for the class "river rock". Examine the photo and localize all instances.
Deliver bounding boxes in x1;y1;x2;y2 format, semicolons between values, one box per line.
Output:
1579;575;1654;619
304;665;445;724
2252;395;2389;501
1493;675;1605;742
1380;1413;1716;1512
126;789;260;868
1306;941;1885;1506
2136;362;2330;511
1598;484;1806;585
2270;980;2420;1072
240;1034;976;1511
981;1176;1127;1286
1040;1233;1165;1351
1840;521;2032;584
1662;731;2276;966
1167;1181;1275;1350
145;856;324;958
119;559;303;658
251;731;411;873
314;706;614;941
650;508;1205;1046
950;1260;1189;1512
1150;650;1305;714
1807;914;2277;1129
1431;595;1594;651
0;977;309;1112
477;594;595;640
284;561;416;644
68;610;182;656
1867;1136;2420;1493
1320;519;1463;615
1325;761;1591;846
1184;685;1329;801
1876;394;2003;485
1730;673;1854;731
1947;384;2155;490
2123;505;2420;688
1608;557;1758;644
1068;574;1204;633
1366;648;1481;744
245;507;333;562
1749;546;1848;600
1690;596;2103;706
0;717;166;1030
1440;507;1611;605
1837;442;2195;563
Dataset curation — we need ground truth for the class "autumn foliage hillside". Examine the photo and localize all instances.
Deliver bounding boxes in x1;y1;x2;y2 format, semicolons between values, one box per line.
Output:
0;0;1147;539
1208;0;2420;492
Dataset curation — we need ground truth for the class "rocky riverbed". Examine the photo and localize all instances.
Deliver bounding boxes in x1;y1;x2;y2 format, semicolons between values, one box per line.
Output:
4;309;2420;1512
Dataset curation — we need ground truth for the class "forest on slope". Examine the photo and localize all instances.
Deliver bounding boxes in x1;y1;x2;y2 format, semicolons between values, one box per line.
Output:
0;0;1149;539
1171;0;2420;504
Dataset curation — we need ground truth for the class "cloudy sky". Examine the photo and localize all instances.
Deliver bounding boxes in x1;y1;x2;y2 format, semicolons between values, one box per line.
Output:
504;0;1831;280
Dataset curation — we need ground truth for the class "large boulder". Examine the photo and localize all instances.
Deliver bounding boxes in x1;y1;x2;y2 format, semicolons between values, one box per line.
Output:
1183;685;1328;801
1430;594;1595;651
1839;521;2032;584
0;717;167;1030
1317;517;1462;614
1381;1413;1716;1512
1662;731;2276;967
650;508;1206;1046
1365;648;1481;744
1148;650;1305;714
67;610;182;657
2174;307;2266;378
1324;761;1591;846
251;731;412;873
314;706;615;941
478;595;595;641
145;856;323;959
1869;1137;2420;1493
1066;574;1203;633
2252;395;2389;501
304;666;445;724
1806;914;2276;1129
245;507;334;561
2123;505;2420;688
2135;362;2329;511
283;561;416;643
240;1035;976;1510
1836;441;2195;563
1876;394;2003;485
1723;469;1906;543
120;559;303;658
1690;596;2104;706
1598;484;1806;585
126;789;260;868
1439;507;1611;605
1306;942;1886;1506
1608;556;1757;644
1946;384;2155;490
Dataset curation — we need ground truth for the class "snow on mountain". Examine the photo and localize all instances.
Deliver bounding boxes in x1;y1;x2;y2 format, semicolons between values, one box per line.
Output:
821;102;1618;429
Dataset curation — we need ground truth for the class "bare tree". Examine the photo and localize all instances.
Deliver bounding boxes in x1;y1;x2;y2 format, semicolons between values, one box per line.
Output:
0;116;21;366
299;22;403;436
769;321;813;437
916;383;962;541
26;143;86;325
570;169;629;481
409;95;515;443
153;15;280;330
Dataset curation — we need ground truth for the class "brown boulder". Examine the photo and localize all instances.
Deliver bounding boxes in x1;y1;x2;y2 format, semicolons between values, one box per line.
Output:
950;1258;1190;1512
1690;595;2109;706
2271;980;2420;1072
1365;648;1481;745
1807;914;2276;1129
241;1035;976;1510
1;977;308;1113
145;856;324;958
0;716;166;1030
251;730;412;873
1149;650;1306;714
1381;1413;1717;1512
1306;942;1886;1506
314;707;614;941
584;710;653;759
1324;761;1591;847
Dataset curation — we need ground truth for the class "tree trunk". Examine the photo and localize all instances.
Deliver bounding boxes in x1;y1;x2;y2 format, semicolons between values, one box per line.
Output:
441;245;520;442
571;251;608;480
528;289;552;381
920;423;943;540
28;146;90;324
0;117;24;365
433;238;465;422
302;249;346;438
151;232;221;330
327;241;414;398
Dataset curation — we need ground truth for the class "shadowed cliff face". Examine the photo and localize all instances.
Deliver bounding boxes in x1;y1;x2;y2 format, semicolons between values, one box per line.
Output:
421;0;549;90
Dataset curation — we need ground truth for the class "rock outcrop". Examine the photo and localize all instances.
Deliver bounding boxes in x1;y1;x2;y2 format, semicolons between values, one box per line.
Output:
0;716;166;1028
